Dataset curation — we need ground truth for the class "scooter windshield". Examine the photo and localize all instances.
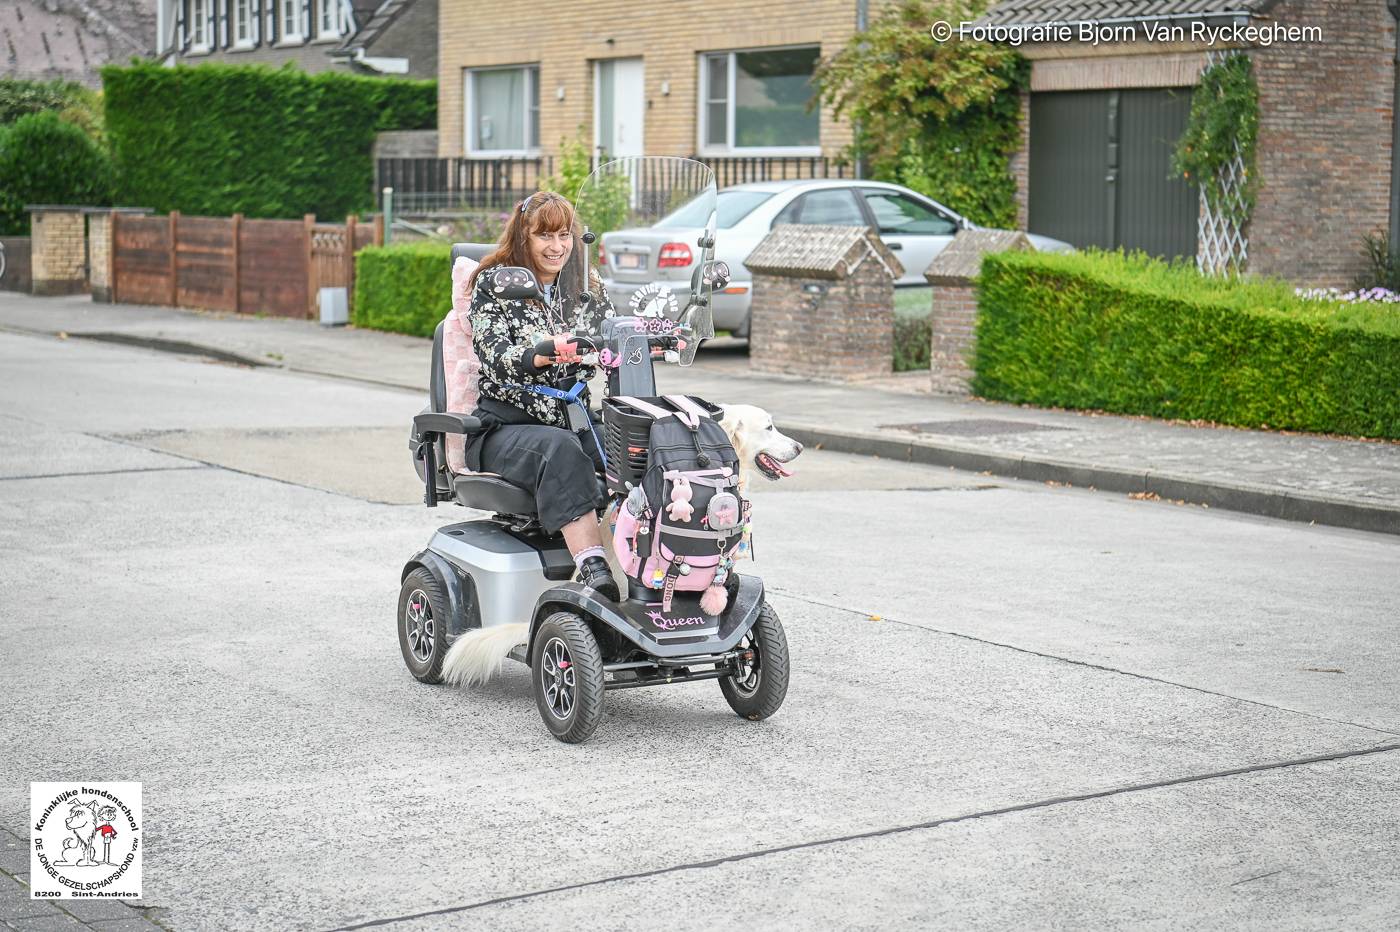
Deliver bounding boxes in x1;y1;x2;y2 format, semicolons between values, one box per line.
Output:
575;157;717;366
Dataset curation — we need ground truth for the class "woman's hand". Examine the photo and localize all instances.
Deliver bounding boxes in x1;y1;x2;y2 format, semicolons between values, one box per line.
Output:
532;334;595;368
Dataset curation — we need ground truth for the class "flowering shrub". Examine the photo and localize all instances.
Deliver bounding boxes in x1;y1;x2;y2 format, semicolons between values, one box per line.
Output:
1296;287;1400;305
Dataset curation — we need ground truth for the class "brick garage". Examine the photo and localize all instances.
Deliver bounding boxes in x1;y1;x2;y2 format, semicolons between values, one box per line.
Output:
985;0;1397;288
744;225;902;381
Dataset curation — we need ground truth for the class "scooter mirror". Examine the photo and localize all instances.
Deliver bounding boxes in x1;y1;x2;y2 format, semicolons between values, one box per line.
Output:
485;266;544;301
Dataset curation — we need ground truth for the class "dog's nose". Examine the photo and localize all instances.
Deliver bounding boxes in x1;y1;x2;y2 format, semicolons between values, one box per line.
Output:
795;441;804;455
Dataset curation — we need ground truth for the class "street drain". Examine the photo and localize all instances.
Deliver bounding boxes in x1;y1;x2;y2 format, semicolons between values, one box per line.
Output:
880;419;1072;437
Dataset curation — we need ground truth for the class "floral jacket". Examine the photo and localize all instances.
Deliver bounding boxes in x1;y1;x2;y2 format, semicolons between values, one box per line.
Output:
469;266;614;428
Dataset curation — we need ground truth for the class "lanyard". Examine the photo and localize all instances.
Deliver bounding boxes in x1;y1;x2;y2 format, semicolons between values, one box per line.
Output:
507;381;610;471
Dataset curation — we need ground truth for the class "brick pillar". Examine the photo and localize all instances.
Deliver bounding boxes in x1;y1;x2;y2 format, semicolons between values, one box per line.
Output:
88;212;113;302
929;282;978;395
746;225;901;381
1012;91;1030;232
29;208;87;296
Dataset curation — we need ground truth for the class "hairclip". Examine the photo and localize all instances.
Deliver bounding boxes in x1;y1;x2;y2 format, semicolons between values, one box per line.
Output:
519;194;533;214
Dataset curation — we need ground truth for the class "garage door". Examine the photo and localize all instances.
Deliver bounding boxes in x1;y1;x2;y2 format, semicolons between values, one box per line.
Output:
1029;88;1198;261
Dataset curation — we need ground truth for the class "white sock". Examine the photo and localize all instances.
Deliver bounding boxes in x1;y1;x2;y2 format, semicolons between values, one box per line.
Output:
573;546;605;569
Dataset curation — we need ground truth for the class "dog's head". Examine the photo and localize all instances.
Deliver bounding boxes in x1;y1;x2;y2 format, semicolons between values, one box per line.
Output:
65;802;95;834
718;404;803;482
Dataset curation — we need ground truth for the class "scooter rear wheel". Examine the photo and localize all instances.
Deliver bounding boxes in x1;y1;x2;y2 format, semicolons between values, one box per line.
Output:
719;601;789;721
531;611;606;743
398;568;449;684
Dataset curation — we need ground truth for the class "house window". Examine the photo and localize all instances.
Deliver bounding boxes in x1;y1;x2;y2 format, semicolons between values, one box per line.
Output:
233;0;253;46
280;0;303;42
467;66;540;155
317;0;344;38
700;46;820;153
191;0;214;50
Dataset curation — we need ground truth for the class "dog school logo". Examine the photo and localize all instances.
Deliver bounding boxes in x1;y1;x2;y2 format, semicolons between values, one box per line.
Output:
628;283;679;319
30;783;141;900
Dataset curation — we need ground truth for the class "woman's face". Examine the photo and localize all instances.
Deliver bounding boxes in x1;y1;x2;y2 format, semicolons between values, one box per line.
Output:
528;227;573;283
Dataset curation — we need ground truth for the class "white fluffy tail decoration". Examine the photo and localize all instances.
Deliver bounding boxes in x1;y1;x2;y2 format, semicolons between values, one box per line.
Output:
442;622;529;687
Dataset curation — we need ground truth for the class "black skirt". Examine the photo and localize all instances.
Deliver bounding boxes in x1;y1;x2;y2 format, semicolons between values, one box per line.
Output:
465;398;605;534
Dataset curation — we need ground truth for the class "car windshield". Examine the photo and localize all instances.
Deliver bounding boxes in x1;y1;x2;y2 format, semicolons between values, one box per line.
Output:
657;190;773;229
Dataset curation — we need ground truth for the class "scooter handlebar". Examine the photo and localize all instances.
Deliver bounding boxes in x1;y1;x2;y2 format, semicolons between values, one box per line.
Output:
531;334;598;361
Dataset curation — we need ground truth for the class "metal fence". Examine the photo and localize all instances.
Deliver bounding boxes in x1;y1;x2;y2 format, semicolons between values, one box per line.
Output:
375;155;853;213
375;157;554;212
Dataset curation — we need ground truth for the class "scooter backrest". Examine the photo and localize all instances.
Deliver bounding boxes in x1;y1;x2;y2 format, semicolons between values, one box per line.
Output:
451;242;494;265
430;320;447;414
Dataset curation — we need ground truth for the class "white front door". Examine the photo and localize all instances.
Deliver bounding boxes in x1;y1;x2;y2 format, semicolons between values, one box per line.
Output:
595;58;645;158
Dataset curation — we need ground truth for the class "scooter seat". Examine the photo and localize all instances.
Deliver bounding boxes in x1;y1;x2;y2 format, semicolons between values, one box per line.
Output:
453;473;537;516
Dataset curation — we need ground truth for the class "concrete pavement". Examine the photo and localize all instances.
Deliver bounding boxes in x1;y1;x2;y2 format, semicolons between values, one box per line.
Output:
2;292;1396;535
2;330;1399;929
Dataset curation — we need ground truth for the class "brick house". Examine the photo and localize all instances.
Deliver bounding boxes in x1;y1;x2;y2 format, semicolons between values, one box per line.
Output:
435;0;874;164
983;0;1399;288
155;0;436;78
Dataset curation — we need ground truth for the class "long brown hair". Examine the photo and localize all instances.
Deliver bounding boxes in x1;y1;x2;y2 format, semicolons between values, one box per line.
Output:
468;191;579;291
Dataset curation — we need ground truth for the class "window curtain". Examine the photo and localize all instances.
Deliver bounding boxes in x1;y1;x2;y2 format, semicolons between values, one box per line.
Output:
475;70;525;151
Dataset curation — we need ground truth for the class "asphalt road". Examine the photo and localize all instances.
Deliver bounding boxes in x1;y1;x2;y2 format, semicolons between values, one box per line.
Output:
2;331;1398;931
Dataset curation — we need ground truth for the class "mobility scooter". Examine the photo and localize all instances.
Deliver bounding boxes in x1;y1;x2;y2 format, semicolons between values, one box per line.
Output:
399;157;788;743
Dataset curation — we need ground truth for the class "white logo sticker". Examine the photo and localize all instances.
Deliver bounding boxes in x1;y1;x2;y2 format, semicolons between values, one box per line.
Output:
628;283;679;318
30;782;142;900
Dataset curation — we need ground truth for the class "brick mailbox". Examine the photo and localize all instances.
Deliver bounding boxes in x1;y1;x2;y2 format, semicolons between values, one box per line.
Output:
745;224;903;381
924;229;1033;395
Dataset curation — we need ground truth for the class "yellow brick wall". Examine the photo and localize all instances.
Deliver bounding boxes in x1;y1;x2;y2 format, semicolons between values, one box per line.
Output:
88;213;111;291
30;210;86;286
437;0;886;160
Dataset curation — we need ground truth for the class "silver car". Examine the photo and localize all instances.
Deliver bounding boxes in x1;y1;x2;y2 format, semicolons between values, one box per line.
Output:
599;179;1072;337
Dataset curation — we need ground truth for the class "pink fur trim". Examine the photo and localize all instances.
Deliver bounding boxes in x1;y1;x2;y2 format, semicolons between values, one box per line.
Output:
443;255;481;472
700;584;728;616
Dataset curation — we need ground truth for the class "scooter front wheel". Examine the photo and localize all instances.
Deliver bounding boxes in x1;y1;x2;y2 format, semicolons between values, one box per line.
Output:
531;611;605;743
719;601;789;721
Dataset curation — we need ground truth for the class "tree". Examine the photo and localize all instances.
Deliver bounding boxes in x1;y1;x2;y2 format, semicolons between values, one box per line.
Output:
0;112;113;235
814;0;1027;227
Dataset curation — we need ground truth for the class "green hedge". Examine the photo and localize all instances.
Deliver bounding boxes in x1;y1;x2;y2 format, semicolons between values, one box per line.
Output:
0;112;113;235
975;250;1400;438
353;241;450;337
0;77;104;141
102;62;434;220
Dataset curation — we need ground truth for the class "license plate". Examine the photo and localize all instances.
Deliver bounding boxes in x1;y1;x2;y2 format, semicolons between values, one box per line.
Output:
614;252;646;270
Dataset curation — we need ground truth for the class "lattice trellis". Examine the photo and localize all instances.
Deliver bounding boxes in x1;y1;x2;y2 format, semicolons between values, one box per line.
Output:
1196;50;1251;277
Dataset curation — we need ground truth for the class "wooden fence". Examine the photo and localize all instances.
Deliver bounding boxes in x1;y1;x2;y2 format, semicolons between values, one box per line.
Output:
112;211;382;318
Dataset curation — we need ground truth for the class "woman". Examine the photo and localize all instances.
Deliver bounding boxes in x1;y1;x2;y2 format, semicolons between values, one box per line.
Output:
464;190;619;600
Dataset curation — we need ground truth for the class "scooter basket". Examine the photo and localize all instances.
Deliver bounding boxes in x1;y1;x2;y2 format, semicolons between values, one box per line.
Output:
602;395;723;495
602;398;654;493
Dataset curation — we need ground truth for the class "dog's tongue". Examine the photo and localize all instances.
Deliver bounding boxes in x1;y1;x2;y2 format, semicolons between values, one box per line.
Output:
762;453;794;477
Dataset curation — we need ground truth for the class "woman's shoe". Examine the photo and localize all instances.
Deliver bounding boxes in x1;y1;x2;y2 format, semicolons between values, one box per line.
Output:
576;555;620;602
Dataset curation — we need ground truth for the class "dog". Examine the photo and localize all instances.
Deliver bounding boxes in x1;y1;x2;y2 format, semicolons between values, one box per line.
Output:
61;800;100;866
441;404;802;688
716;404;803;491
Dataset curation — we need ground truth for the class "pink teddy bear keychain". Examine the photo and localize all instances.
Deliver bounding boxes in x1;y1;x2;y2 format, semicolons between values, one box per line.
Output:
665;475;694;522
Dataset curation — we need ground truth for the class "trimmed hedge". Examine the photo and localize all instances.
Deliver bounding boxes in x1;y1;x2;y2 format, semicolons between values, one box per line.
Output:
975;250;1400;438
353;241;451;337
102;62;434;220
0;112;113;235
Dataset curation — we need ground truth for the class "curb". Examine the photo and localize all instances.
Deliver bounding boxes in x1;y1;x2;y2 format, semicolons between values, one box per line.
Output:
780;423;1400;538
0;324;271;368
8;321;1395;537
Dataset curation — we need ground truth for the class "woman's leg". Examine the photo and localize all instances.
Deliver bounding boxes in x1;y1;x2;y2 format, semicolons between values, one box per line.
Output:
477;425;615;592
559;513;605;558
